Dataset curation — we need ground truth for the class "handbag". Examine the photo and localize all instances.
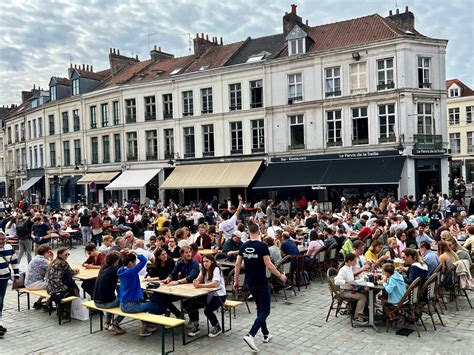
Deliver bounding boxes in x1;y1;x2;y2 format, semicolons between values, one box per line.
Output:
12;271;26;290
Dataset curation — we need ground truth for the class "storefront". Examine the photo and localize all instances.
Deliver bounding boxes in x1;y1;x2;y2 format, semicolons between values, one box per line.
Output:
105;168;161;204
77;171;120;207
18;175;44;203
410;147;449;198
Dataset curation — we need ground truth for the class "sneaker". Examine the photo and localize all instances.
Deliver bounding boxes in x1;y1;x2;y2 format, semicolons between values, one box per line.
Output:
354;317;368;326
208;325;222;338
111;322;126;335
263;333;273;343
338;309;349;316
33;302;43;310
243;334;259;352
147;326;157;333
139;329;152;337
188;325;201;337
186;320;195;329
0;325;7;332
0;330;4;337
104;321;112;331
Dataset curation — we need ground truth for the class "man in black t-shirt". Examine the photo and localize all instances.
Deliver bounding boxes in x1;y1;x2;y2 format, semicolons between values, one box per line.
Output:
234;223;286;352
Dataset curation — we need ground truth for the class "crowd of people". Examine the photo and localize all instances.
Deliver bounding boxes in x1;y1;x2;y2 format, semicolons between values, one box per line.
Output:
0;191;473;348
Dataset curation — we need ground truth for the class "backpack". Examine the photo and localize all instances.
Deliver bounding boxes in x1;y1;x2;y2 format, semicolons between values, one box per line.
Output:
16;220;30;240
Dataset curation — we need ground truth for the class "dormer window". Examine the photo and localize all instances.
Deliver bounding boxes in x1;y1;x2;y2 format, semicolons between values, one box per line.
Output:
50;86;56;101
170;68;182;75
72;79;80;96
449;86;460;98
286;25;308;56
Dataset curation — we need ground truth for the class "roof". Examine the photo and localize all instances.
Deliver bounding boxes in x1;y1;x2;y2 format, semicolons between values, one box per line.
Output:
226;34;286;66
137;55;195;81
98;60;153;88
184;41;246;74
52;77;71;86
74;68;110;81
446;79;474;97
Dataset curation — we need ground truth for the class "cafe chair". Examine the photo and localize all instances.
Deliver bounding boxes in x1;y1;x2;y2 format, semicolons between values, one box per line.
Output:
418;272;445;330
384;277;426;337
274;256;297;300
443;263;473;311
327;244;339;269
309;248;326;284
325;268;353;327
225;270;251;314
291;255;309;291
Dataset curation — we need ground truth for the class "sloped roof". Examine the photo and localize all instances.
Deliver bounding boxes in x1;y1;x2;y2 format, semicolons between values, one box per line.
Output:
446;79;474;97
52;77;70;86
226;34;286;66
183;41;246;74
98;60;153;88
137;55;195;82
75;68;110;81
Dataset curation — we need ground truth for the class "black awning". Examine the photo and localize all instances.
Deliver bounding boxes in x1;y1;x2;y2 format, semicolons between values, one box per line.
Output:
60;175;82;186
253;156;405;189
60;176;71;186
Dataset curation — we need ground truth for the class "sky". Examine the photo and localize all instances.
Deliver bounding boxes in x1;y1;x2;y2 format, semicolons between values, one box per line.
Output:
0;0;473;105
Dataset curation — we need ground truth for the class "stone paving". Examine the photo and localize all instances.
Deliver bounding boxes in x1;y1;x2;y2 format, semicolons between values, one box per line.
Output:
1;246;473;354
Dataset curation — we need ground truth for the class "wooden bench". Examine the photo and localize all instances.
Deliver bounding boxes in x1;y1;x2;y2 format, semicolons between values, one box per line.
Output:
16;288;78;325
210;300;243;333
83;300;185;355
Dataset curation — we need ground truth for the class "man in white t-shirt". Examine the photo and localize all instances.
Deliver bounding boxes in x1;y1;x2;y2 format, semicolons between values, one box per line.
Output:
218;196;243;244
135;240;154;277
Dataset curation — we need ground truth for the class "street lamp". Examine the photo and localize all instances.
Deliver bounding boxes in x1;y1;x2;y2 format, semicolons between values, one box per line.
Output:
397;134;405;155
167;152;180;166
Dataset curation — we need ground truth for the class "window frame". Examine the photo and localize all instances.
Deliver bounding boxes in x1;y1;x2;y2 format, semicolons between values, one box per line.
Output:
144;96;156;121
417;57;431;89
90;106;97;129
251;119;265;153
289;114;305;150
449;133;461;154
101;103;109;127
164;128;174;159
183;127;195;158
351;107;369;145
182;91;194;116
229;83;242;111
378;103;396;143
62;111;69;133
145;130;158;160
163;94;173;119
326;110;343;147
350;62;367;94
202;124;215;157
448;107;460;125
230;121;243;155
376;58;395;91
417;103;434;135
288;73;303;103
325;67;342;97
126;132;138;161
201;87;213;114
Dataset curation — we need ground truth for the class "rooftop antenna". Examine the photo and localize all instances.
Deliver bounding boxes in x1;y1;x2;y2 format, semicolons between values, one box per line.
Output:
395;0;399;9
65;53;73;64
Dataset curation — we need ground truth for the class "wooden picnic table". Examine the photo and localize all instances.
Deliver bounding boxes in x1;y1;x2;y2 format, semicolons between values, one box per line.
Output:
69;263;100;280
198;249;220;255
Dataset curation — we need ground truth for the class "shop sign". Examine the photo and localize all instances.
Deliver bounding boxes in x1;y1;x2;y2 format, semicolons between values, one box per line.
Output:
412;148;447;155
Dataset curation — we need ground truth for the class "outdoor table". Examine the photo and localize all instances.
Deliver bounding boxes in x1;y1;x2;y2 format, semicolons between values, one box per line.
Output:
198;249;220;255
64;228;81;248
69;263;100;281
298;245;308;254
141;280;219;345
348;279;384;332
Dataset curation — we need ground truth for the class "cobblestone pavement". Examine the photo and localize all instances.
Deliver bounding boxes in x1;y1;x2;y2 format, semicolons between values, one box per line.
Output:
1;246;473;354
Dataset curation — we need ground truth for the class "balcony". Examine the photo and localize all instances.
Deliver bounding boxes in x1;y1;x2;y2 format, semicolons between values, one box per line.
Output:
144;114;156;121
252;147;265;153
125;115;136;123
288;143;305;150
127;155;138;161
146;154;157;161
201;110;213;115
418;82;431;89
327;141;342;148
250;102;263;109
325;90;342;98
352;138;369;145
379;135;396;143
288;96;303;104
203;151;215;157
230;149;243;155
184;152;195;159
377;81;395;91
163;112;173;120
413;134;443;149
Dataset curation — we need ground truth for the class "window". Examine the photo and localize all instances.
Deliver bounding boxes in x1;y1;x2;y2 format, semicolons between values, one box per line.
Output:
34;146;38;168
229;83;242;110
326;110;342;147
50;86;56;101
62;112;69;133
289;115;305;149
289;38;304;56
350;62;367;94
250;80;263;108
417;103;434;135
74;139;81;165
450;133;461;154
418;57;431;88
14;124;19;143
72;79;79;96
37;117;42;137
163;94;173;119
145;130;158;160
126;132;138;161
102;136;110;163
201;88;213;114
182;91;193;116
468;132;474;153
184;127;195;158
164;129;174;159
125;99;136;122
32;119;36;138
325;67;341;97
29;147;33;169
251;119;265;153
91;137;98;164
113;101;120;125
377;58;395;90
288;73;303;103
449;108;460;125
101;103;109;127
467;106;473;124
352;107;369;145
63;141;70;166
7;127;11;144
114;134;121;162
170;68;182;75
379;104;396;142
49;143;56;167
202;124;215;157
39;145;43;168
73;109;80;131
20;122;25;141
26;123;30;141
144;96;156;120
449;87;460;97
90;106;97;129
230;121;243;154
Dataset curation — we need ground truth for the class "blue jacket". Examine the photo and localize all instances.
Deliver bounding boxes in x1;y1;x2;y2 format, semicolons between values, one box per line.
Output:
117;254;147;303
403;262;429;285
384;271;406;305
168;258;199;283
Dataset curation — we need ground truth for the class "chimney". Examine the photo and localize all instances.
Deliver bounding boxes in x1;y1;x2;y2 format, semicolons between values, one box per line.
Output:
109;48;140;75
193;33;220;57
283;4;304;35
387;6;415;32
150;45;174;62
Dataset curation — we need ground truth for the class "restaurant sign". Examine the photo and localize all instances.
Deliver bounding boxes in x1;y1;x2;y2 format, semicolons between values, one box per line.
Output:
271;150;399;163
412;148;448;155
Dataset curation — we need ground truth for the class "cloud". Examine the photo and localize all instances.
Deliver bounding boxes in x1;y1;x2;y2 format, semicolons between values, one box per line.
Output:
0;0;472;105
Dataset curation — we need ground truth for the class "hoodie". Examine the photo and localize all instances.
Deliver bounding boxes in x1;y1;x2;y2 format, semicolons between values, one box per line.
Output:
384;271;406;304
117;254;147;304
403;262;429;285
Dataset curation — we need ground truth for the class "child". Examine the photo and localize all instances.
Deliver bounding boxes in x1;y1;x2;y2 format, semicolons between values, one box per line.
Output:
381;263;406;305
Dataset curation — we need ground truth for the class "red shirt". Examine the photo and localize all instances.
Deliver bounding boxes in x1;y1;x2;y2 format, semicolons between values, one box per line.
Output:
357;227;372;242
84;252;106;266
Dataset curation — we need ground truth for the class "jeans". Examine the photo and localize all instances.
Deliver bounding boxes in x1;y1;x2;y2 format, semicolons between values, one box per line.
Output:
248;286;271;337
81;279;96;297
121;300;165;315
92;233;103;247
204;295;226;326
183;295;226;326
0;278;8;318
81;227;91;246
95;298;124;323
17;239;33;264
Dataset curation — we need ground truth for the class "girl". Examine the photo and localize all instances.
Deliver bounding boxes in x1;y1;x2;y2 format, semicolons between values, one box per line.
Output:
381;263;406;305
188;255;227;337
401;248;428;285
146;248;176;280
437;240;459;286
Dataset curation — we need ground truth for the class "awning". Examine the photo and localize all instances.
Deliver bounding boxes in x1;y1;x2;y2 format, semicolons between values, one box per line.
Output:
160;161;262;189
18;176;43;192
253;156;405;189
105;169;161;190
77;172;120;185
60;175;82;186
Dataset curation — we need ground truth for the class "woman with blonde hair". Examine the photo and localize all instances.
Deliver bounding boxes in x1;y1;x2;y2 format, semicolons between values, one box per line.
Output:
437;240;459;286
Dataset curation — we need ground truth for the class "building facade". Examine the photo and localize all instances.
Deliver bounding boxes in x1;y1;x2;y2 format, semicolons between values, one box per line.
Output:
1;5;449;206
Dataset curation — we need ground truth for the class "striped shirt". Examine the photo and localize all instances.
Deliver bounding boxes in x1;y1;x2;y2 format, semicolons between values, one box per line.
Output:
0;243;19;280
